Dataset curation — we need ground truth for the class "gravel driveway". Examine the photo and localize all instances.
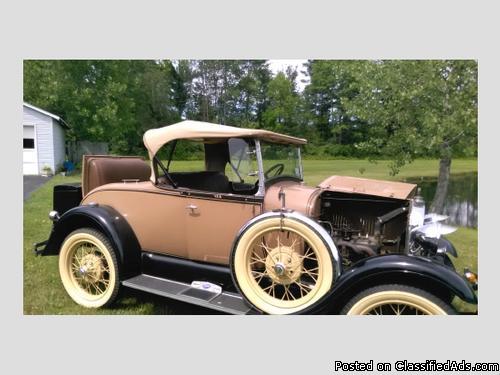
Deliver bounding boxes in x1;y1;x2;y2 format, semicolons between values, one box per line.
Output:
24;175;52;200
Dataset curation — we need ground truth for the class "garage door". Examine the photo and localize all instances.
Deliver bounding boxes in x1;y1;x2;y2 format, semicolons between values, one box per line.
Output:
23;125;38;175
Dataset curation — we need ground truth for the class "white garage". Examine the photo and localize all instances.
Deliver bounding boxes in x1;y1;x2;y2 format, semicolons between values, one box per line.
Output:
23;103;69;175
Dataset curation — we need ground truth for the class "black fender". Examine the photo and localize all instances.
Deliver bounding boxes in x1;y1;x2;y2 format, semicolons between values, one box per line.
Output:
317;254;477;313
39;204;141;278
439;237;458;258
414;233;458;258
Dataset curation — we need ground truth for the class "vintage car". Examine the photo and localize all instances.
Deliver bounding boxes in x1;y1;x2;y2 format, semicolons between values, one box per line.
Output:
34;120;478;315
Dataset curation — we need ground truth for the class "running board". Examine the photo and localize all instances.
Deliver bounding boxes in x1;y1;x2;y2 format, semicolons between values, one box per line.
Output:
122;274;254;315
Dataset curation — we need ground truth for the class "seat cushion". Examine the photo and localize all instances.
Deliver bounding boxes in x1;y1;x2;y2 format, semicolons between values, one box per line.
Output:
84;156;151;195
170;171;230;193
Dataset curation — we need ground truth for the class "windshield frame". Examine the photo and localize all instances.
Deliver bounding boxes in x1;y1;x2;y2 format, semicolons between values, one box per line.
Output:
255;140;304;196
255;140;266;196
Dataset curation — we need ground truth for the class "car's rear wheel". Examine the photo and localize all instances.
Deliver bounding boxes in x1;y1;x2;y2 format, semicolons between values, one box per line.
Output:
341;284;456;315
59;228;120;308
231;216;334;314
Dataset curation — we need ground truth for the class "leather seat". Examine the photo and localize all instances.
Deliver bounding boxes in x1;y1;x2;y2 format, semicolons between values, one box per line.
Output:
170;171;230;193
84;156;151;195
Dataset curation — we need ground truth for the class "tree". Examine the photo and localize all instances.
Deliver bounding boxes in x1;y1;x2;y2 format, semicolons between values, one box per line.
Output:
187;60;240;123
186;60;272;126
304;60;366;148
262;72;302;136
24;60;183;155
341;60;477;212
235;60;272;127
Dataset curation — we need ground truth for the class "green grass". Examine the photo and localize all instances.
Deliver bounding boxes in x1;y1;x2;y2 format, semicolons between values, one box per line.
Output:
24;174;188;315
23;158;478;314
301;158;477;186
167;158;477;185
447;227;478;313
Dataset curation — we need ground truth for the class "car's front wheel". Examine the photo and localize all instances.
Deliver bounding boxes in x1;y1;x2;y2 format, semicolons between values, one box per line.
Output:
341;284;456;315
59;228;120;308
231;216;335;314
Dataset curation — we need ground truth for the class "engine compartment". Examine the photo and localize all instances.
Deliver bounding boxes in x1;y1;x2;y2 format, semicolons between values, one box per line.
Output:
318;191;411;268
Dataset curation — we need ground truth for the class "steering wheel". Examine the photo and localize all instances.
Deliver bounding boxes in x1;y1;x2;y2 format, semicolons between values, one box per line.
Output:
264;163;285;179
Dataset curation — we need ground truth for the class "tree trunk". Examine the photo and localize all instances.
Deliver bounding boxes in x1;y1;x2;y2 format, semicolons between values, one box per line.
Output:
430;156;451;214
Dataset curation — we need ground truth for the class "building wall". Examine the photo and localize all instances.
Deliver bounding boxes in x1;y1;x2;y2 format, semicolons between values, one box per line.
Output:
23;106;54;174
52;119;66;171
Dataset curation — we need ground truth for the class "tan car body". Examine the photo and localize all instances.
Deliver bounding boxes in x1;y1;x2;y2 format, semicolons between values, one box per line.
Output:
83;182;261;264
38;120;478;315
82;153;416;266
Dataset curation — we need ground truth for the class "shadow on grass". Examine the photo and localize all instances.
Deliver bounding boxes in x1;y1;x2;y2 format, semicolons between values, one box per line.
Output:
113;288;226;315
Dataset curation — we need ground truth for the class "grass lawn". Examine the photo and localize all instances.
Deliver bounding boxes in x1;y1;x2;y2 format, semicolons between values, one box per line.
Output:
447;227;478;313
301;158;477;186
169;158;477;185
23;158;478;314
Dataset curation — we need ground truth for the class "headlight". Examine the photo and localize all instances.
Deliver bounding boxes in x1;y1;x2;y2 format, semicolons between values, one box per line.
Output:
409;188;425;227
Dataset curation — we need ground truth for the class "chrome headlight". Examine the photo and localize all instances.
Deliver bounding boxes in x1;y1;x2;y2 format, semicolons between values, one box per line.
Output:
409;188;426;227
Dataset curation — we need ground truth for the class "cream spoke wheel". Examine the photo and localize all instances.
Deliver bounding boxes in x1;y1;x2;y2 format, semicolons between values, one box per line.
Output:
389;304;399;314
59;228;120;308
342;284;456;315
232;215;335;315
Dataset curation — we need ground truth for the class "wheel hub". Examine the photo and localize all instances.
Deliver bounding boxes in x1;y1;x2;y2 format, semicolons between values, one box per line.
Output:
265;246;302;285
273;263;286;276
79;253;104;282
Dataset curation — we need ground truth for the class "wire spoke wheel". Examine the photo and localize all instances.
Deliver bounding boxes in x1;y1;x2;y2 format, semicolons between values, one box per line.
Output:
232;216;334;314
59;228;120;308
70;243;110;296
365;303;426;315
342;284;456;315
250;231;319;302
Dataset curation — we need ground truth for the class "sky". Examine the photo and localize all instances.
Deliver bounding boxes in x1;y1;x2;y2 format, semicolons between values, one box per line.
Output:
267;59;309;91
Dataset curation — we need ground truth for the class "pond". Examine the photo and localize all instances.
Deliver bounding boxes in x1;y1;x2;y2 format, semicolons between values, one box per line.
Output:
404;172;477;228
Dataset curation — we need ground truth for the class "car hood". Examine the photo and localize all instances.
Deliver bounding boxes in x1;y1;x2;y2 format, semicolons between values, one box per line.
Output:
264;181;322;217
318;175;417;200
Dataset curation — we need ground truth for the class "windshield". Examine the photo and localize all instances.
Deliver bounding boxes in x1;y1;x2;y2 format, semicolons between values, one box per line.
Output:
226;138;259;185
260;141;303;182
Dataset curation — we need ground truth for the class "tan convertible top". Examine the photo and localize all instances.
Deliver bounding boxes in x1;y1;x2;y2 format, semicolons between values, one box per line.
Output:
143;120;307;158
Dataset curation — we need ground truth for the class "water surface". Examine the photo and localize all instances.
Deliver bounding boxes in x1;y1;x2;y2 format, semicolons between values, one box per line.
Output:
405;172;477;228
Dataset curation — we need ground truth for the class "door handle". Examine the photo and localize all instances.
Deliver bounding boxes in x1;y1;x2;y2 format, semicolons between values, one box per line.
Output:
186;204;198;214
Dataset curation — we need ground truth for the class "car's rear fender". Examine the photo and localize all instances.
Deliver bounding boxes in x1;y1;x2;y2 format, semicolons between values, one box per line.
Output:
39;204;141;278
319;254;477;313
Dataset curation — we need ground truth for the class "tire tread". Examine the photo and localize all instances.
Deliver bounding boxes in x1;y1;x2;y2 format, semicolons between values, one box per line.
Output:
340;283;456;315
61;228;120;308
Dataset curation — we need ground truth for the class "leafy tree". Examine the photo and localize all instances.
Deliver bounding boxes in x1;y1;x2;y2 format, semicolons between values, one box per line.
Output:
304;60;366;148
24;60;63;111
341;60;477;212
171;60;191;118
262;72;301;135
24;59;477;214
24;60;182;155
187;60;239;123
235;60;272;127
186;60;272;127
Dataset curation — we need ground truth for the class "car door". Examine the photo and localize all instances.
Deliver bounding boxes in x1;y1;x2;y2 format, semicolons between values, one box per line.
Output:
82;184;189;259
184;193;262;265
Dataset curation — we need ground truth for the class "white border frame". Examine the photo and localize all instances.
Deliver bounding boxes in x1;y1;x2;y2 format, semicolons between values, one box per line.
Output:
7;1;497;374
